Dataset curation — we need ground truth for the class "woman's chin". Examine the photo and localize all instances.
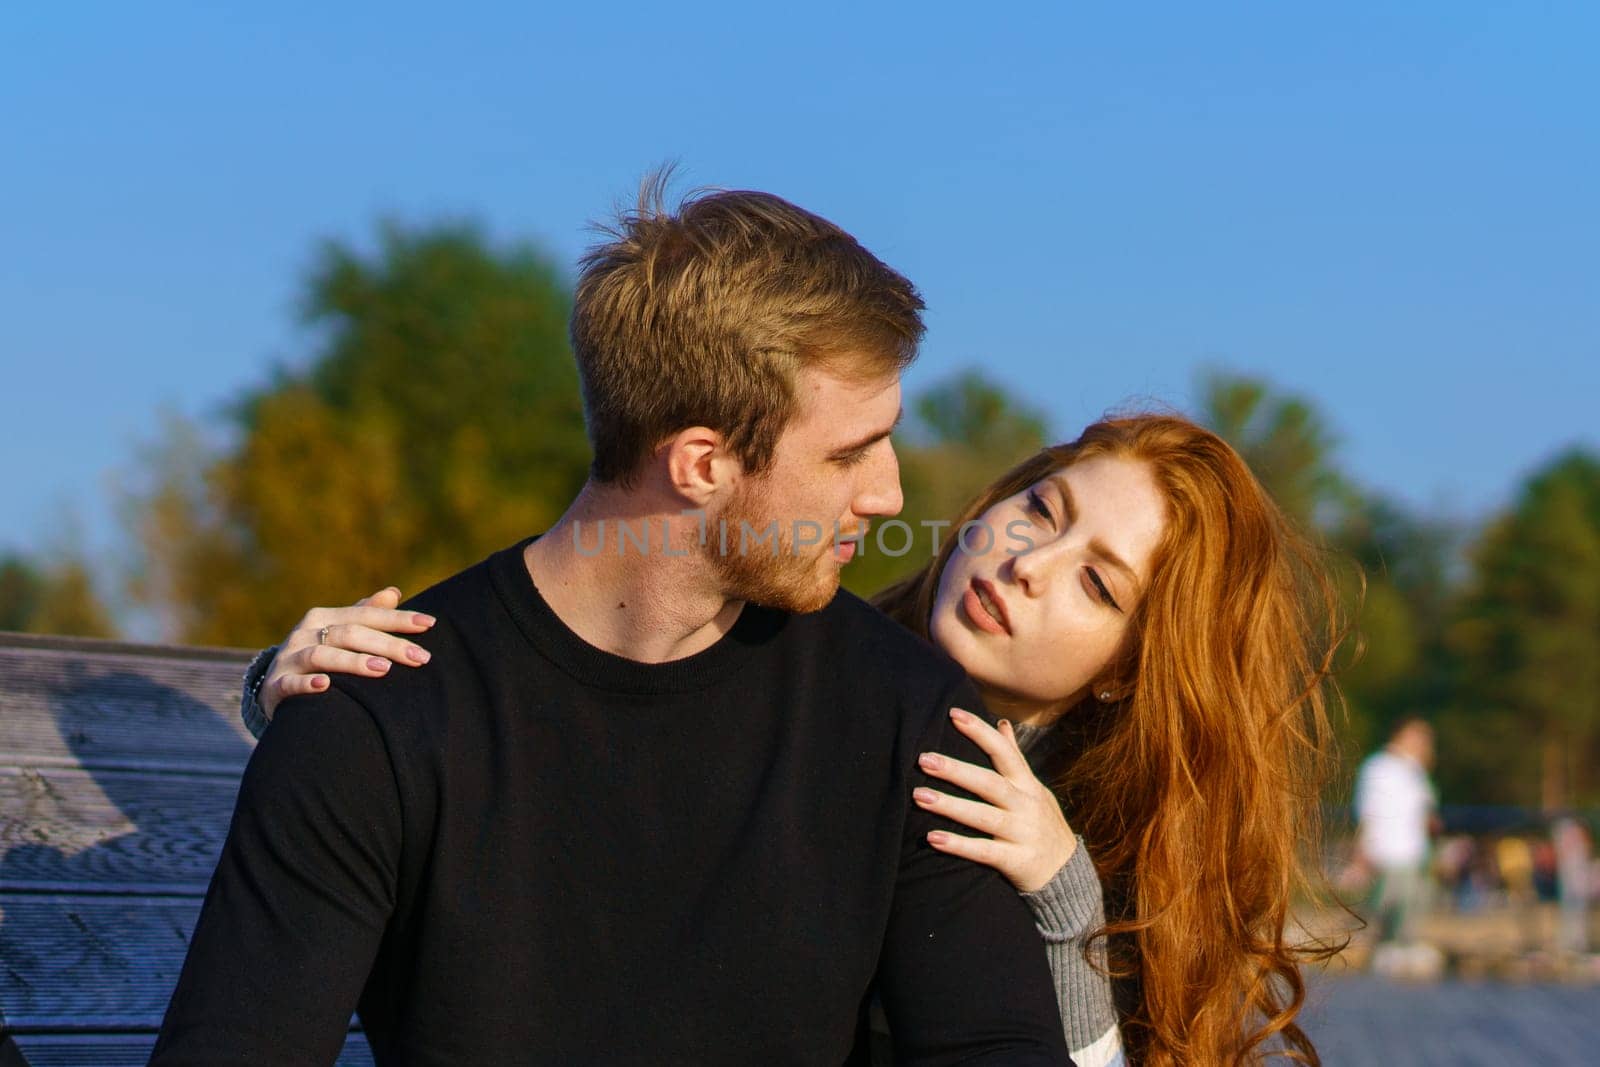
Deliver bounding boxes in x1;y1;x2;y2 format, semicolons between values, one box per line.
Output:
931;609;986;677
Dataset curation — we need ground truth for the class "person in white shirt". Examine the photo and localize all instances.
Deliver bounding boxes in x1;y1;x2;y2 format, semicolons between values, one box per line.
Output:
1354;717;1437;947
1553;814;1592;955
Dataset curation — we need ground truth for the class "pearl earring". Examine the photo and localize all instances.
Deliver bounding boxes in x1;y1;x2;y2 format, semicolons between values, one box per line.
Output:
1099;690;1113;702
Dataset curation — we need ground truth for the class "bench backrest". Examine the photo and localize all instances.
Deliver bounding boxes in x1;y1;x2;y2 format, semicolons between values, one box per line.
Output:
0;633;372;1065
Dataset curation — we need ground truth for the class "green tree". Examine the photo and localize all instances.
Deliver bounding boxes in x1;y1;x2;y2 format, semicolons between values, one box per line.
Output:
0;552;116;638
1197;371;1451;773
1328;495;1460;760
1443;449;1600;808
0;555;43;631
1199;370;1353;530
131;223;591;646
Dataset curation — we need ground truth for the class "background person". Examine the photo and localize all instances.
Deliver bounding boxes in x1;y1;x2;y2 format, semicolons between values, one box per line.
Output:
1353;717;1438;970
1552;815;1592;956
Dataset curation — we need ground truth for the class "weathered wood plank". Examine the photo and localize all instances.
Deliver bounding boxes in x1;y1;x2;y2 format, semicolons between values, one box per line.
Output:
0;894;368;1051
0;1031;373;1065
0;638;377;1063
0;765;236;892
1303;975;1600;1065
0;894;200;1030
0;642;255;775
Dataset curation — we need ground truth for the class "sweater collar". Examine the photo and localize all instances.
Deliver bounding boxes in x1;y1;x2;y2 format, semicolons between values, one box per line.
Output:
489;537;786;694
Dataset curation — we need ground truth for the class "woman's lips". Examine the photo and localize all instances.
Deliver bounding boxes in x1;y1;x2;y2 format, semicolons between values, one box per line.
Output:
963;577;1010;635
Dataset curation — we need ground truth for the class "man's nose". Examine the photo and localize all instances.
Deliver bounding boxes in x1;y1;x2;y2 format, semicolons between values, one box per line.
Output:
854;441;904;519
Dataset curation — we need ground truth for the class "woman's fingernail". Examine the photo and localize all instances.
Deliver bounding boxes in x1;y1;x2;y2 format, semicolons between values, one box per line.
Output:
949;707;970;723
913;788;938;805
414;614;436;627
408;646;431;664
999;719;1010;731
927;831;949;846
918;752;942;770
369;657;391;672
312;676;328;690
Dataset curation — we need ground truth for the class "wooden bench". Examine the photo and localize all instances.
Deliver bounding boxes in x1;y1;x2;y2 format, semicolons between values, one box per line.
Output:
0;632;372;1065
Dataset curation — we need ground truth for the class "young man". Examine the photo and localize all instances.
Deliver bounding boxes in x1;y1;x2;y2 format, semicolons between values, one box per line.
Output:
152;186;1072;1065
1354;717;1438;961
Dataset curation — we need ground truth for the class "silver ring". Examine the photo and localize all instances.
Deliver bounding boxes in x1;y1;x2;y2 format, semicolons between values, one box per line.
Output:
318;625;331;645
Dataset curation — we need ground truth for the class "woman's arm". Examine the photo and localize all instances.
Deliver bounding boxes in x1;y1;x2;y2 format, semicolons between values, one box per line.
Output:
237;586;436;738
916;710;1125;1065
1022;844;1125;1067
239;645;279;740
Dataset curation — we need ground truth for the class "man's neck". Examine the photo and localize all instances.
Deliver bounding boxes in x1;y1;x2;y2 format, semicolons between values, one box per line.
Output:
1384;743;1423;771
524;486;745;664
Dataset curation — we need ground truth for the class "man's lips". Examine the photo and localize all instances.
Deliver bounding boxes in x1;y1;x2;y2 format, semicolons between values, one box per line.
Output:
964;577;1011;635
833;527;865;563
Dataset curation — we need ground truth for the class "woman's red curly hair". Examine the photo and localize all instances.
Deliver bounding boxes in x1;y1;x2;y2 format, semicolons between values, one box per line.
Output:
875;414;1344;1065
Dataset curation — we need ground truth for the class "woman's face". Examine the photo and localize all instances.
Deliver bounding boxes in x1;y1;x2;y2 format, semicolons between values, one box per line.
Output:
929;454;1168;722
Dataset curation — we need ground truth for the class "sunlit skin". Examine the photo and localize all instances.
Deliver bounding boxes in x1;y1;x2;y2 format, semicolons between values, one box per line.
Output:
914;454;1168;889
254;444;1170;893
518;363;905;661
931;454;1168;725
708;366;903;614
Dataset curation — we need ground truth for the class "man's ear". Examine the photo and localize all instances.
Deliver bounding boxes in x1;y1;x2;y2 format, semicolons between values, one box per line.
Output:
662;426;741;505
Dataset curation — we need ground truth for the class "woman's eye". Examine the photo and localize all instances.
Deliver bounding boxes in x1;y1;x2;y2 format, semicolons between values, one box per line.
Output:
1087;568;1122;612
1026;489;1053;525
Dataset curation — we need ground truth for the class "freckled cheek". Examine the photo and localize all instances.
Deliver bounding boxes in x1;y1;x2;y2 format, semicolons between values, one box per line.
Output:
1038;601;1103;640
1022;612;1112;686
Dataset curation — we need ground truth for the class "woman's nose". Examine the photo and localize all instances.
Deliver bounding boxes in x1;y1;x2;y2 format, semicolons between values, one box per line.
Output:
1009;541;1048;596
1009;534;1071;596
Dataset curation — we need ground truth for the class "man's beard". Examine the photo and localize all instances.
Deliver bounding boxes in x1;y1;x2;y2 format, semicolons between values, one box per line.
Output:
706;479;841;615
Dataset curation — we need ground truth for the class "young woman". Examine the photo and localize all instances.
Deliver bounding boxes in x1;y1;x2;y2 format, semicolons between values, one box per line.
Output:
243;414;1341;1066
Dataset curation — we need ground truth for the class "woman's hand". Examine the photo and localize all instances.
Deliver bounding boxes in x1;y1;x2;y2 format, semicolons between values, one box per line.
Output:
913;707;1078;893
258;587;436;720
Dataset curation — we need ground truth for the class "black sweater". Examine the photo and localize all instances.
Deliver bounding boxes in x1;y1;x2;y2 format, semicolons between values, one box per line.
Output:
152;540;1071;1065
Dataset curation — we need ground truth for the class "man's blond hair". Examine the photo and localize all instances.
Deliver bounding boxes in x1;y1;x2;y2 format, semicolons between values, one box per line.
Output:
571;175;925;485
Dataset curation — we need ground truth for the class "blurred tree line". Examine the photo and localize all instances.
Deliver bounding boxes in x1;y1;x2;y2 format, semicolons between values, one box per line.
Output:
1197;377;1597;811
0;554;114;637
2;222;1594;808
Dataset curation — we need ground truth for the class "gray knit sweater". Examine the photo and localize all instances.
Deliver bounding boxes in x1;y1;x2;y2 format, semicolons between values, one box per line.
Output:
1013;721;1126;1067
239;653;1124;1063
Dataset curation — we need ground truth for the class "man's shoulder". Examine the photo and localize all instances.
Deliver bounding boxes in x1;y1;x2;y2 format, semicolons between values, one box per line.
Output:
326;544;523;728
1364;750;1413;777
1359;750;1396;774
385;539;539;662
1355;752;1388;790
796;588;969;699
1359;752;1428;797
401;542;516;622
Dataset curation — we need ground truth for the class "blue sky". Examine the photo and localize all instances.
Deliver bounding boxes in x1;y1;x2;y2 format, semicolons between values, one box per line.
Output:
3;2;1596;573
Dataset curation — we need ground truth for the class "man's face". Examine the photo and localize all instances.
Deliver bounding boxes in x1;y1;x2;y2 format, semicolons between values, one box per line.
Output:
1396;721;1435;769
708;364;904;613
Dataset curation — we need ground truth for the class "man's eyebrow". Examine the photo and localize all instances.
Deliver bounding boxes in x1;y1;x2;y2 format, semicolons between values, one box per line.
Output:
1047;475;1142;592
828;407;904;457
